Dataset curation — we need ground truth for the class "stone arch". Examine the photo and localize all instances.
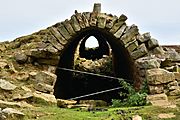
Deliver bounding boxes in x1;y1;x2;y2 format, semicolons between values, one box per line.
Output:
26;3;164;101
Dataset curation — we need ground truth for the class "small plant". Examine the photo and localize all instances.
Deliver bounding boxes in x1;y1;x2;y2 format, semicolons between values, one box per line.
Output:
112;79;148;107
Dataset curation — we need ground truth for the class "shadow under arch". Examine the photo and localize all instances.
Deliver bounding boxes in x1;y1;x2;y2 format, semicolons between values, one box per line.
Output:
54;27;137;102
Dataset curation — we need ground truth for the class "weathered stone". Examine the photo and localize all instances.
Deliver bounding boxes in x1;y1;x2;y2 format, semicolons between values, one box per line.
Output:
110;14;127;34
55;23;71;40
146;93;169;106
106;15;118;29
97;14;107;28
0;79;17;91
149;85;164;94
158;113;176;119
114;24;126;38
15;72;29;81
48;27;67;45
93;3;101;13
0;100;33;108
0;43;6;52
34;71;57;85
15;53;28;64
146;68;175;85
149;46;165;55
135;56;161;69
167;81;179;91
131;44;148;60
82;12;90;27
63;19;76;36
28;48;59;59
47;34;64;51
34;83;53;93
125;40;139;53
90;12;98;26
174;72;180;85
45;44;59;53
2;108;25;120
75;11;86;29
132;115;142;120
33;91;57;105
57;99;77;108
142;32;151;42
36;58;59;66
121;25;139;45
147;38;159;49
13;92;33;100
168;88;180;96
136;34;145;43
70;15;81;32
0;61;8;69
165;48;180;62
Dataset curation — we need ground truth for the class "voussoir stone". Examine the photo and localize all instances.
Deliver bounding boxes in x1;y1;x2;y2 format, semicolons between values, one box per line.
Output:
147;38;159;50
146;68;175;85
0;79;17;91
131;43;148;60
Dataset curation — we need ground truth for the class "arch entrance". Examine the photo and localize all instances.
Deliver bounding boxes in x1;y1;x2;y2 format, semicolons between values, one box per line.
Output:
54;27;136;102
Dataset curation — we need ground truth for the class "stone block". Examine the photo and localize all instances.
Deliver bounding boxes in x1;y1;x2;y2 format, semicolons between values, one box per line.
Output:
174;72;180;85
142;32;151;42
56;23;71;40
146;68;175;85
97;14;107;28
114;24;126;38
109;14;127;34
70;15;81;32
168;88;180;96
34;71;57;85
34;83;53;93
125;40;139;53
57;99;77;108
149;85;164;94
48;27;67;45
47;34;64;51
75;11;86;29
148;38;159;49
90;12;98;26
131;44;148;60
121;25;139;45
135;56;161;69
62;20;76;36
82;12;90;27
106;15;118;29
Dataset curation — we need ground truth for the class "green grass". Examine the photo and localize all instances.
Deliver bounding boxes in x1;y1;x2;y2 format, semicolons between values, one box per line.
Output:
18;103;180;120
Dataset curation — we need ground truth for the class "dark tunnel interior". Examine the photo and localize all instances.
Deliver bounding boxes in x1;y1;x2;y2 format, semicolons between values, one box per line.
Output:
54;27;136;102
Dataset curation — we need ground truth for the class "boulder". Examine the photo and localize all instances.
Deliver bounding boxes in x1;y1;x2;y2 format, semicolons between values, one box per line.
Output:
2;108;25;120
15;53;28;64
0;79;17;91
146;68;175;85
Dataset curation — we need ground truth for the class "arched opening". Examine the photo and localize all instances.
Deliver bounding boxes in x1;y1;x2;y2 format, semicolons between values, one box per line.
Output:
54;27;136;102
